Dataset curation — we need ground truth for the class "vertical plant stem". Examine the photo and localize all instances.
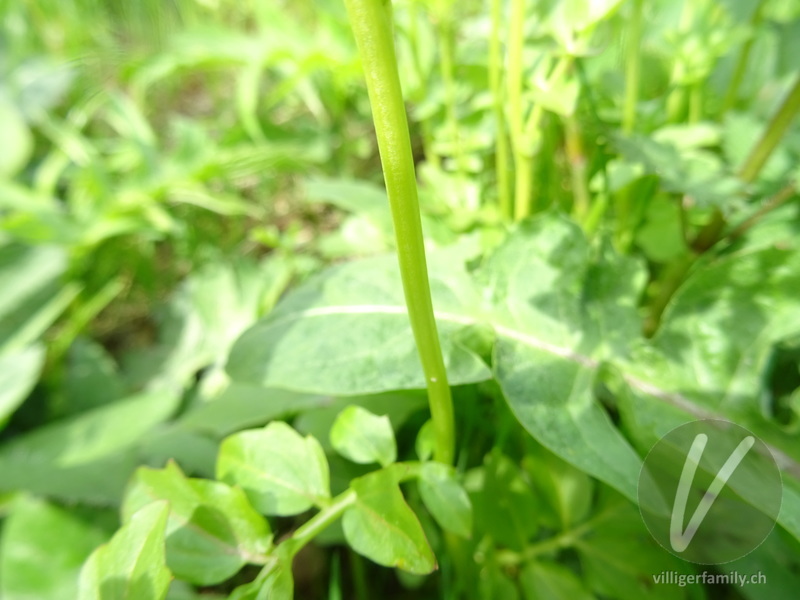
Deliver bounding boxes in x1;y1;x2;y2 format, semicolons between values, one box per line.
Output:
490;0;512;218
623;0;643;134
344;0;455;465
738;75;800;183
515;55;572;220
437;9;465;179
507;0;526;217
721;0;766;117
563;115;590;222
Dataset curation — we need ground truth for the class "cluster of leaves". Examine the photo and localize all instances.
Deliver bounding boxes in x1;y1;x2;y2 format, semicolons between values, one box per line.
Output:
1;0;800;599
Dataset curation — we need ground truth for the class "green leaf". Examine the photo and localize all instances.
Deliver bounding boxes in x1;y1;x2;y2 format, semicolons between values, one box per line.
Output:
122;462;272;585
329;405;397;467
0;98;33;177
466;451;540;551
521;444;593;531
342;469;436;575
481;216;644;502
227;551;294;600
0;496;113;600
78;502;171;600
226;249;491;394
575;493;694;600
519;561;593;600
0;345;44;428
0;390;180;503
216;421;330;516
0;243;74;353
418;462;472;538
179;384;328;438
415;420;436;461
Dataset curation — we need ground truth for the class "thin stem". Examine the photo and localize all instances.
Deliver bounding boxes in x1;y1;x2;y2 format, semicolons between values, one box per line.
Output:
720;0;766;117
507;0;527;219
564;114;590;222
285;490;357;558
728;183;797;240
623;0;643;134
490;0;512;218
437;11;465;178
344;0;455;465
738;75;800;184
515;55;573;220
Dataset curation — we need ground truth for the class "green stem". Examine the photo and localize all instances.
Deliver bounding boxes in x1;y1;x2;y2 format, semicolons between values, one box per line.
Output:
514;56;573;220
344;0;455;465
437;11;465;178
622;0;643;133
738;75;800;184
285;490;357;558
490;0;512;218
720;0;766;117
564;114;590;222
508;0;526;217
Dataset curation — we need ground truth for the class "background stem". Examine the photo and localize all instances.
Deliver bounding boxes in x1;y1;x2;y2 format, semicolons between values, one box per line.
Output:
489;0;512;218
738;75;800;183
344;0;455;465
622;0;643;134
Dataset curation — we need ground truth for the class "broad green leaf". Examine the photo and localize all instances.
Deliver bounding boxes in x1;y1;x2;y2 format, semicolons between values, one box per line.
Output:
0;496;113;600
343;469;436;575
216;421;330;516
330;405;397;467
303;177;394;238
0;390;180;503
78;502;171;600
519;561;593;600
0;345;44;428
122;462;272;585
418;462;472;538
480;216;644;502
226;248;491;394
527;77;579;117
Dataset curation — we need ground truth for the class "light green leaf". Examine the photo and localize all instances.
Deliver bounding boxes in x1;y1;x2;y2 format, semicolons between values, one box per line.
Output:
481;216;644;502
227;551;294;600
418;462;472;538
0;243;73;353
0;496;112;600
0;98;33;177
330;405;397;467
343;469;436;575
122;462;271;585
0;345;44;428
519;561;593;600
226;249;491;394
78;502;171;600
216;421;330;516
415;420;436;461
